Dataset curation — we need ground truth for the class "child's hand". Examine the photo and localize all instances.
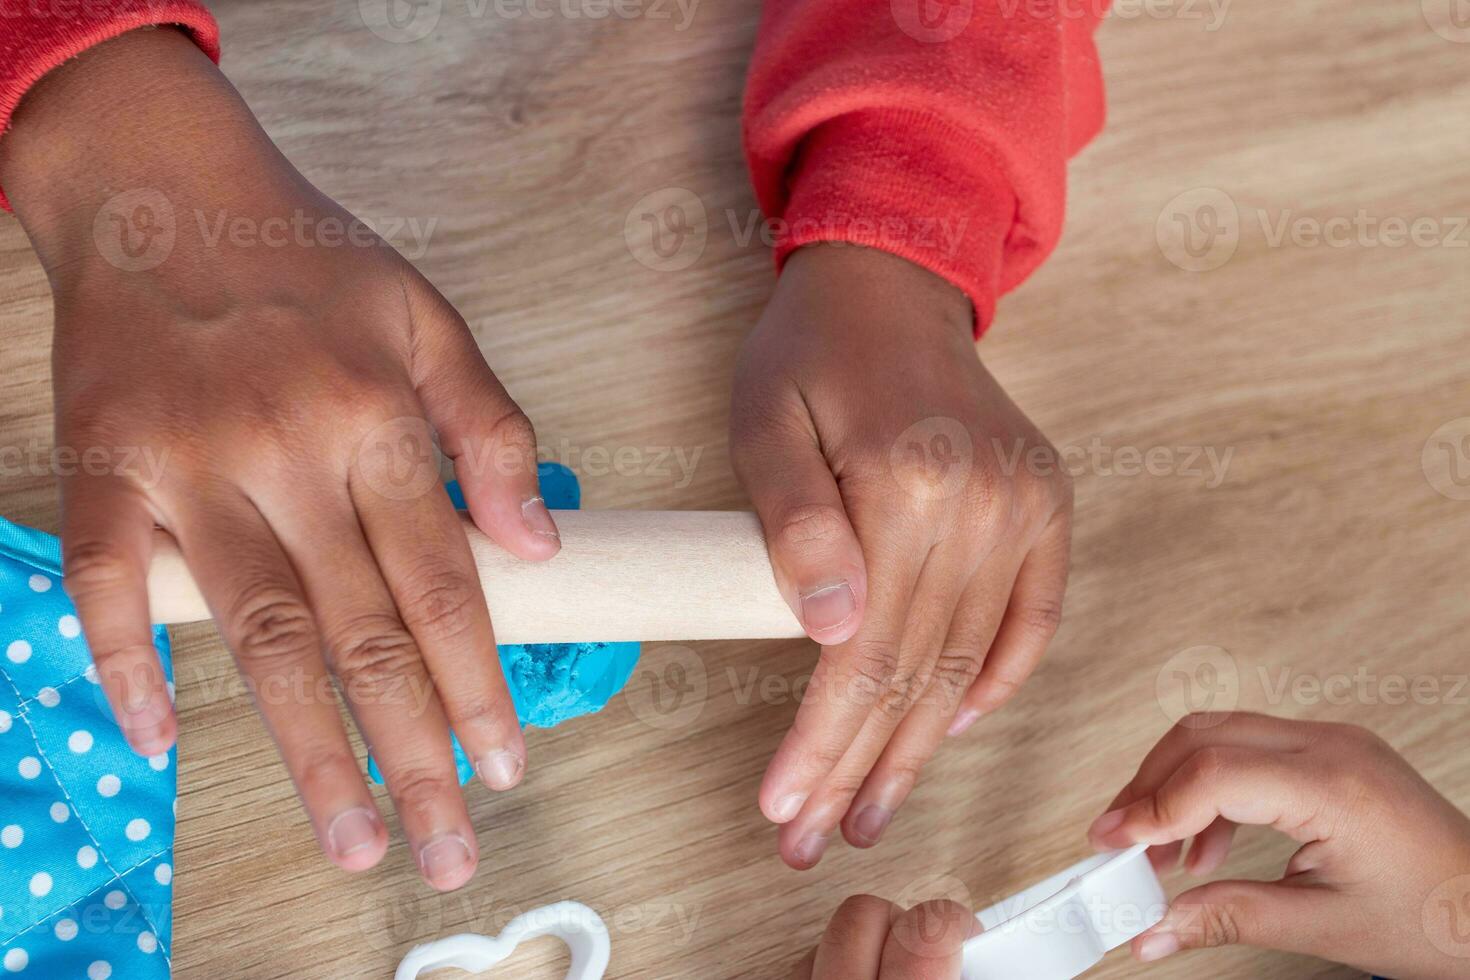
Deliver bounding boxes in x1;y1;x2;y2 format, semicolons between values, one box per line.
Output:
0;29;559;890
791;894;975;979
731;244;1073;868
1089;712;1470;977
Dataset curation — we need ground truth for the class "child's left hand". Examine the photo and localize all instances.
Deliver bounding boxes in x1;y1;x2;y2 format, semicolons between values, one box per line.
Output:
730;244;1074;868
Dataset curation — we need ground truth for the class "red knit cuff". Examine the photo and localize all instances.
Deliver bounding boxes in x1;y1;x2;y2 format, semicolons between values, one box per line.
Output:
773;107;1018;337
0;1;221;211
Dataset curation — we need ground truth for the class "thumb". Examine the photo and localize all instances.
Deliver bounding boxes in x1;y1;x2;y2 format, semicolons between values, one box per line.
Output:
1135;879;1329;963
407;281;560;561
732;407;867;644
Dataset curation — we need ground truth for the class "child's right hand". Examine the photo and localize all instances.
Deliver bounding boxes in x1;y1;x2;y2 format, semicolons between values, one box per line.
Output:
1089;712;1470;978
0;28;560;890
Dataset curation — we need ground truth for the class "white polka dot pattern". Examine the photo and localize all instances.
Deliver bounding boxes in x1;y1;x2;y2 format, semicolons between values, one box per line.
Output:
0;515;177;977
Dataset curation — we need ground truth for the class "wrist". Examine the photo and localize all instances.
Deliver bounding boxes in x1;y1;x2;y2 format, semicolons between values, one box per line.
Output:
781;243;974;342
1;28;302;268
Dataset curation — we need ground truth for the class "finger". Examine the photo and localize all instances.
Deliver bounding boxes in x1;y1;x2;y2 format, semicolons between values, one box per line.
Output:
1099;712;1318;818
731;392;867;643
952;507;1070;730
809;895;898;980
350;442;525;791
1184;816;1239;876
757;529;922;830
841;560;1020;848
166;490;387;873
259;487;478;891
1133;879;1329;963
770;545;954;866
1088;745;1335;851
407;282;560;561
59;474;174;755
789;949;817;980
879;900;973;979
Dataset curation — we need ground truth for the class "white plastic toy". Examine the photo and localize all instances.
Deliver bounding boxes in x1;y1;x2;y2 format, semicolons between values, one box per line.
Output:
393;901;611;980
960;845;1168;979
392;847;1162;980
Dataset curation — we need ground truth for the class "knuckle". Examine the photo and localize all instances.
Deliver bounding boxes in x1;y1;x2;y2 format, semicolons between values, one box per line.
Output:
293;745;360;798
1185;746;1232;784
489;406;537;456
845;639;902;704
929;650;981;704
231;587;316;668
772;503;851;555
958;466;1013;536
975;671;1024;708
386;766;456;824
1017;598;1065;638
443;692;499;730
397;559;479;639
333;619;424;704
1194;897;1246;947
875;670;924;720
62;538;135;597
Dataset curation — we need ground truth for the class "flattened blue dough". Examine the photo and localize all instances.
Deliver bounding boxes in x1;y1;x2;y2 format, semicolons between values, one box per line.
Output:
369;463;640;785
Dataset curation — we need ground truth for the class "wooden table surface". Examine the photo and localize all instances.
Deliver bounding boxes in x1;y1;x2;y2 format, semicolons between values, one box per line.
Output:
2;1;1468;977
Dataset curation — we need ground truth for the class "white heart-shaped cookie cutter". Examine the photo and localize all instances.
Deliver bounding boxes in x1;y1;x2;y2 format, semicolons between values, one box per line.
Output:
960;845;1167;980
394;900;611;980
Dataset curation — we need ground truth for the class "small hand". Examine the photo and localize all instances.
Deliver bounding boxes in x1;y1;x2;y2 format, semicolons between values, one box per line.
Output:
792;894;976;980
731;244;1073;867
1089;712;1470;977
0;28;559;890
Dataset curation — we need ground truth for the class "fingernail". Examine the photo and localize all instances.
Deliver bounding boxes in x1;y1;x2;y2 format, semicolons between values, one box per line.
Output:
1137;932;1180;962
771;792;808;823
1089;809;1126;839
792;832;828;867
521;497;560;540
852;805;892;844
947;708;982;737
418;832;473;885
799;582;856;636
476;750;524;791
327;807;380;859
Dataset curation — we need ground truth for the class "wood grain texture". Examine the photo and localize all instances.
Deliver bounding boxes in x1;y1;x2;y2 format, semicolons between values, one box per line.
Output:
1;0;1468;977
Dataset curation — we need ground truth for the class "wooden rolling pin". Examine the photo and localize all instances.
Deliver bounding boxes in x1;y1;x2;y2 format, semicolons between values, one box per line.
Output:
145;510;806;644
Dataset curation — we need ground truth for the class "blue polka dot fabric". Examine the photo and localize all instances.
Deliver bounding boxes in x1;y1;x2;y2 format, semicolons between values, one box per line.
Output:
0;516;176;979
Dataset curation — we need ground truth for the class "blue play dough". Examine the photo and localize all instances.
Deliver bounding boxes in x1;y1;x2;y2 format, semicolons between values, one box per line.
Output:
368;463;640;785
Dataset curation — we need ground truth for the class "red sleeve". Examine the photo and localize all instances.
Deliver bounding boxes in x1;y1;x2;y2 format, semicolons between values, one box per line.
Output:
743;0;1109;335
0;0;221;210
